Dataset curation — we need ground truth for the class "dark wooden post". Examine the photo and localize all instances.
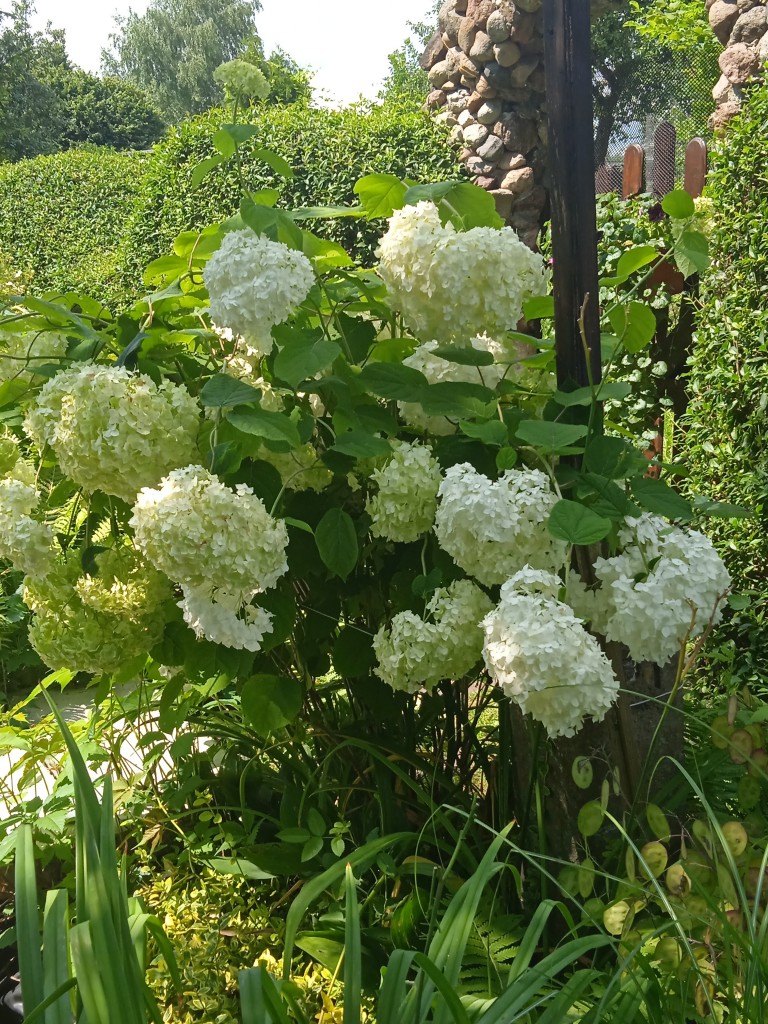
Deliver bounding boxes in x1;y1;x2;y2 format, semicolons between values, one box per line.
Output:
542;0;602;391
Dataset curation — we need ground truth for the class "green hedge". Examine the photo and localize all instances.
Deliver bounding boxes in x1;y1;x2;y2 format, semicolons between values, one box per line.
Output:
0;147;150;306
0;106;463;305
682;82;768;683
119;104;465;287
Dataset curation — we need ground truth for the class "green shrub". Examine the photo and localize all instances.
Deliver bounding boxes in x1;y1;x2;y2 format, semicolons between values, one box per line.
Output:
119;103;465;288
682;81;768;684
0;147;149;307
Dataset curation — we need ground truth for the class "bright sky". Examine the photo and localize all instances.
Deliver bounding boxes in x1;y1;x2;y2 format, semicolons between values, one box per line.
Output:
29;0;434;106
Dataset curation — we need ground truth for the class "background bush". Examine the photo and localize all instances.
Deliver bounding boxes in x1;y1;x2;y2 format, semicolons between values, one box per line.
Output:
682;80;768;685
0;147;149;307
0;105;463;306
119;104;465;285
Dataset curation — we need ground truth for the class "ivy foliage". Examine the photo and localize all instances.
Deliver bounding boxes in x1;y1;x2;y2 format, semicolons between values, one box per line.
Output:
0;148;149;308
682;80;768;682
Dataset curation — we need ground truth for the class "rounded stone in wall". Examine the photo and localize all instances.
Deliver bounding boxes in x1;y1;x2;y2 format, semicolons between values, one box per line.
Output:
476;99;503;123
470;31;496;62
486;9;513;41
463;121;490;146
730;5;768;43
477;134;505;161
494;40;521;67
719;41;761;84
709;0;740;44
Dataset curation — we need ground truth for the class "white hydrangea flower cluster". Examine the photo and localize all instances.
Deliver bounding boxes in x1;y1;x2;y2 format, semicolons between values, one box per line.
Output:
213;59;270;100
434;464;566;586
481;569;619;738
179;587;274;652
0;329;68;383
131;466;289;595
24;364;200;503
373;579;492;693
0;460;55;577
587;513;731;666
366;441;442;542
204;230;315;357
377;201;546;343
399;336;514;435
74;546;169;619
23;552;168;674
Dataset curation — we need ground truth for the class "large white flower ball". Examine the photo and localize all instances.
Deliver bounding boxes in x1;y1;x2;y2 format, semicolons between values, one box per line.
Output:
130;465;289;595
24;363;200;503
434;464;566;586
481;569;619;738
204;229;315;356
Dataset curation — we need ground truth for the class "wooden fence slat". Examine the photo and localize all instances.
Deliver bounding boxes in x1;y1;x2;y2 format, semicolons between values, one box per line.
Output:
622;144;645;198
684;138;708;198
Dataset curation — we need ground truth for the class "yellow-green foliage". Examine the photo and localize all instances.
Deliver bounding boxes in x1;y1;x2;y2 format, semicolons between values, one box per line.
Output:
682;80;768;683
0;148;150;308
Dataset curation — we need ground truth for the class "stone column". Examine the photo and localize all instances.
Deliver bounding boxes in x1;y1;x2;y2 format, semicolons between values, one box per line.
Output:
424;0;548;248
708;0;768;130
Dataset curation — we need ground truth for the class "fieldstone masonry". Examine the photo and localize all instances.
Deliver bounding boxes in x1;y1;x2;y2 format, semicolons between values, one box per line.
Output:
708;0;768;129
422;0;550;247
423;0;768;238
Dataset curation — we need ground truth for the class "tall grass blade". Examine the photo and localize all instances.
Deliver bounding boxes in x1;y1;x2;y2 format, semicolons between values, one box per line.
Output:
69;922;112;1024
533;969;597;1024
283;832;413;978
476;935;612;1024
15;824;45;1015
20;979;78;1024
377;949;417;1024
41;889;70;1024
343;865;361;1024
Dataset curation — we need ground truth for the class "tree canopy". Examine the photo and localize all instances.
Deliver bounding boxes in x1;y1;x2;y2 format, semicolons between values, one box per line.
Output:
102;0;263;120
0;1;165;162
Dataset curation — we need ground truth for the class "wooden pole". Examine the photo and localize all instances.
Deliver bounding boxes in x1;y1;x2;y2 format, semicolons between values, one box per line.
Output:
542;0;602;390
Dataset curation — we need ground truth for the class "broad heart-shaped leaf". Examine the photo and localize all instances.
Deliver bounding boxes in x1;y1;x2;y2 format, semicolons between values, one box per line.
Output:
662;188;695;220
553;382;631;407
241;674;303;736
315;508;358;580
607;300;657;353
615;244;659;280
358;361;428;402
354;173;407;219
403;180;504;230
273;335;341;388
674;229;709;278
331;431;392;458
226;406;301;448
630;476;693;521
548;500;612;546
515;419;588;453
213;123;261;159
200;373;262;408
301;231;353;270
583;435;648;479
240;198;303;250
419;381;495;419
578;472;638;520
523;294;554;321
190;154;224;190
459;419;508;446
431;345;494;366
252;146;294;179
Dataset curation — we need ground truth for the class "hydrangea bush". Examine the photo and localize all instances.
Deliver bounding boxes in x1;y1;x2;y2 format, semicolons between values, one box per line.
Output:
0;94;733;753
